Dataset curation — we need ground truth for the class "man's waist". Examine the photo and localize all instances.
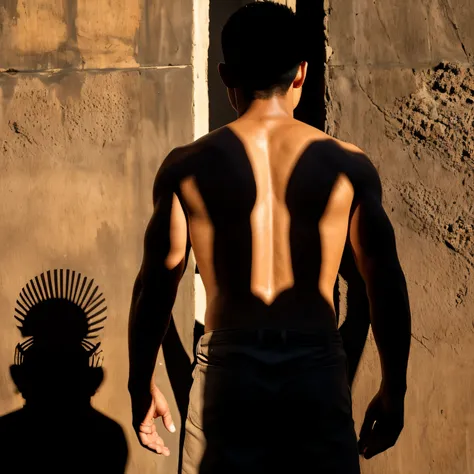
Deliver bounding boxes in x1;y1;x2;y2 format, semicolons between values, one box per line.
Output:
205;299;338;334
195;327;346;370
199;327;343;348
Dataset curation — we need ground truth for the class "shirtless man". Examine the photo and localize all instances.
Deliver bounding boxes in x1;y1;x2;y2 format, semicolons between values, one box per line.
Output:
128;3;411;473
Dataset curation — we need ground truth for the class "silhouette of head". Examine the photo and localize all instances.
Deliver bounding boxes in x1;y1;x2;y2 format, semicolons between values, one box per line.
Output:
10;270;107;408
219;1;307;105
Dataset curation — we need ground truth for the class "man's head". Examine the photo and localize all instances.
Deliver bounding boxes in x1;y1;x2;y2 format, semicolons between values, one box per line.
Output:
219;1;307;110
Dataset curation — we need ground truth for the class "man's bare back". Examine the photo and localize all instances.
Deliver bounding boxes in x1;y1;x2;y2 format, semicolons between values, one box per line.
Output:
161;118;377;333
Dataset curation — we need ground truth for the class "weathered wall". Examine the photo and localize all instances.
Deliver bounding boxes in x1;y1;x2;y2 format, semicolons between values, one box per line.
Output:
0;1;196;472
326;1;474;472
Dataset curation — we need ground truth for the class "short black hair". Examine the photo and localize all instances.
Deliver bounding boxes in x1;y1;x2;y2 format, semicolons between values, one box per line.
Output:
221;1;304;100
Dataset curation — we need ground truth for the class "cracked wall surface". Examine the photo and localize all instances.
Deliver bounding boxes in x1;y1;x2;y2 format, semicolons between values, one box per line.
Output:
387;64;474;172
0;1;196;473
326;1;474;473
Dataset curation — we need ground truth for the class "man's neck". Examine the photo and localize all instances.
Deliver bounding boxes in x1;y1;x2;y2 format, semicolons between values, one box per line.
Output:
237;93;294;120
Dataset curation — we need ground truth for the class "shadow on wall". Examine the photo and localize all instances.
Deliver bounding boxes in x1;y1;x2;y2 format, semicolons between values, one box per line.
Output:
0;270;128;474
162;316;204;474
338;246;371;385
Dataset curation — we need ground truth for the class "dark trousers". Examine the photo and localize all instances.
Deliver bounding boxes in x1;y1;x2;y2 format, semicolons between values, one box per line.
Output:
182;328;361;474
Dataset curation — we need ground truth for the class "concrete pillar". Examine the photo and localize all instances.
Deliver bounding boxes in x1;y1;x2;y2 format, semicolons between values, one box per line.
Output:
192;0;210;328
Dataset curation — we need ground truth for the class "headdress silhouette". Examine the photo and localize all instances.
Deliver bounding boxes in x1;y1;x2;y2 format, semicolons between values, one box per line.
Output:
13;269;106;367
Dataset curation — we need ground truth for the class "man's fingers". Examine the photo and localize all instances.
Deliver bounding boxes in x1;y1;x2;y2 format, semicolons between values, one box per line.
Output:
143;401;157;426
140;409;176;436
152;390;176;434
139;420;156;435
133;387;174;455
162;410;176;433
139;431;170;457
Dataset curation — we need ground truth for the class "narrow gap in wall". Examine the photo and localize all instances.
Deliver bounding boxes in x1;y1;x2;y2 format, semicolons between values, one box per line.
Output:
294;0;327;131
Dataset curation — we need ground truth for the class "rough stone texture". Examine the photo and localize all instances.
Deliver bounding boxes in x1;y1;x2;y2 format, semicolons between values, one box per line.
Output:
389;64;474;174
0;67;195;473
0;1;196;471
0;0;192;70
326;1;474;472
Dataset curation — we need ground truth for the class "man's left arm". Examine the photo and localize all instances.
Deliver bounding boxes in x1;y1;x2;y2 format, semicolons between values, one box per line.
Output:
128;158;190;456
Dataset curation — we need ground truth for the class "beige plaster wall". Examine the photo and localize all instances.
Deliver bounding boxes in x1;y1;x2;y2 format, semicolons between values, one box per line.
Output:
0;1;196;472
326;1;474;472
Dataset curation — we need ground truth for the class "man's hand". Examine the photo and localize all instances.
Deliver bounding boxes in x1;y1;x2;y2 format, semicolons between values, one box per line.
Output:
131;384;176;456
358;388;405;459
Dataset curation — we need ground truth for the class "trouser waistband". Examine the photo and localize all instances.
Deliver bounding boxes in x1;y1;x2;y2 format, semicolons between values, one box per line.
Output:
198;327;343;348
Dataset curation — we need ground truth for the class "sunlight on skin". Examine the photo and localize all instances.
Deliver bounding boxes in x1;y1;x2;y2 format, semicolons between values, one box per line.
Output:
179;123;357;311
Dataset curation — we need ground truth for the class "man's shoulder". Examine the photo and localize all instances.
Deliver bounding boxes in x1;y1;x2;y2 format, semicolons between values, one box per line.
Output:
290;121;369;157
329;138;382;198
154;128;229;190
332;137;365;156
294;125;381;192
299;125;368;161
322;134;379;179
166;127;229;164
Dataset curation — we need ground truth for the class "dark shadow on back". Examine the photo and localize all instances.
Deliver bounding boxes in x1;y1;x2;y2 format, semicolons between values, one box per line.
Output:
293;0;371;386
177;129;362;473
0;269;128;474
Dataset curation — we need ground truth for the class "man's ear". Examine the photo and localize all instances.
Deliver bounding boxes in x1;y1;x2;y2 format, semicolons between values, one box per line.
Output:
218;63;239;89
293;61;308;90
292;62;308;110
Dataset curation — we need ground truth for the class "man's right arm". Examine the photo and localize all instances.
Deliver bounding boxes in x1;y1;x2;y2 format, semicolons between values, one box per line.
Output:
348;155;411;458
